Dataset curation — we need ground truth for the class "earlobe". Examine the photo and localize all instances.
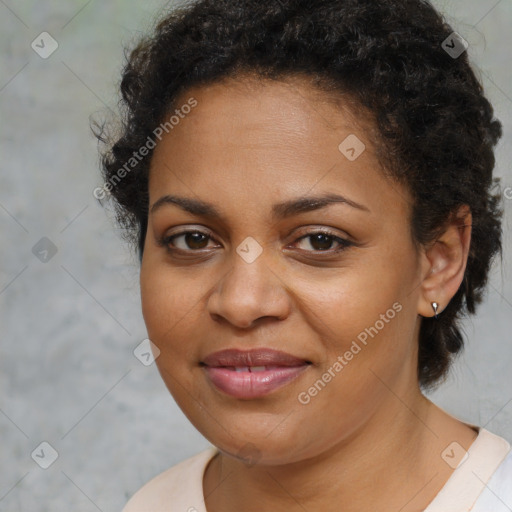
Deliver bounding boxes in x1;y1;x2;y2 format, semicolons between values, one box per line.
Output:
417;205;472;318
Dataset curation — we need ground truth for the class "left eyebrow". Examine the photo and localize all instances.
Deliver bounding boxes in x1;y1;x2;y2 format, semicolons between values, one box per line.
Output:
149;192;370;219
271;193;370;217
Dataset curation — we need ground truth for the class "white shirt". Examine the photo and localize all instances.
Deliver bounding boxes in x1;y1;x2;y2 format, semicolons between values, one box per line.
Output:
123;428;512;511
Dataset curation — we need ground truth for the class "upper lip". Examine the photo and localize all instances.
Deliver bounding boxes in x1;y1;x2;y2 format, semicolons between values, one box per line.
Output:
202;348;309;367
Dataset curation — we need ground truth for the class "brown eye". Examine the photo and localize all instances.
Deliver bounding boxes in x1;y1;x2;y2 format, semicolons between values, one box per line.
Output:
162;230;215;251
306;233;335;251
294;231;352;253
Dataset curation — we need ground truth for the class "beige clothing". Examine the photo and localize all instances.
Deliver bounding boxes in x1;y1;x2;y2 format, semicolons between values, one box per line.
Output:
123;428;512;511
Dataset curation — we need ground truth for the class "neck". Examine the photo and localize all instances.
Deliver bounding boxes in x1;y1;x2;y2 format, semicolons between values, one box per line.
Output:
204;385;477;512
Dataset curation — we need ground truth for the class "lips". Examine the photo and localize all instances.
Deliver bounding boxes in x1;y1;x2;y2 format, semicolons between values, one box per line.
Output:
202;348;309;368
201;348;311;399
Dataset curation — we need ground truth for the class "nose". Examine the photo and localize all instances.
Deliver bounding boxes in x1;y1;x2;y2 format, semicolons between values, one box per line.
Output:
207;249;291;329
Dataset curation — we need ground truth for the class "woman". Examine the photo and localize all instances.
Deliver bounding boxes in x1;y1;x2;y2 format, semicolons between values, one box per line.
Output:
95;0;511;510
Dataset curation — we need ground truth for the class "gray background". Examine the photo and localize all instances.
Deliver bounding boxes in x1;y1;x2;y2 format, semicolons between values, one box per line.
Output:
0;1;511;510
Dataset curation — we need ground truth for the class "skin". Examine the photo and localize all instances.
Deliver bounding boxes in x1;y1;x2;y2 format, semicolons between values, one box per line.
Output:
140;75;477;512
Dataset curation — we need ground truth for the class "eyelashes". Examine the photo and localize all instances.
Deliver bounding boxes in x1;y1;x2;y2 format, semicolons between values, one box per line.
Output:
294;231;353;253
157;228;354;256
160;230;214;251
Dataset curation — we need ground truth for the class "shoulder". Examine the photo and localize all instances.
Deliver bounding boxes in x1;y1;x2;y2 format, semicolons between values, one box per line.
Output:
425;427;511;512
490;447;512;487
472;447;512;512
122;446;219;512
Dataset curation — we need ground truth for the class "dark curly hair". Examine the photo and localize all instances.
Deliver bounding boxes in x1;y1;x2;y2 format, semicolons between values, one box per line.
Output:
93;0;503;390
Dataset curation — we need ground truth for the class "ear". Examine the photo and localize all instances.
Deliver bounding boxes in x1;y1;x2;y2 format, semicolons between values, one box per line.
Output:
417;205;472;318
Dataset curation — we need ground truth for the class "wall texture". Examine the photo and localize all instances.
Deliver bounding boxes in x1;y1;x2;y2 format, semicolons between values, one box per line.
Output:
0;1;511;510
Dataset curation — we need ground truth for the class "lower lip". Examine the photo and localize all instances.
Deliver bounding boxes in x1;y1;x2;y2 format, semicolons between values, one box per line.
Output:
203;365;310;399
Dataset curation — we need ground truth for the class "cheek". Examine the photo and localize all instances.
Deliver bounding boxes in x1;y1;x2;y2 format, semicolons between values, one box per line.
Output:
140;264;204;403
289;311;415;460
291;259;417;395
291;262;407;343
140;261;199;351
140;270;170;339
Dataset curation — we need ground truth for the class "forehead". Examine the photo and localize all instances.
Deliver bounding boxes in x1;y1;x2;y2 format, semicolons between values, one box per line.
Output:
148;75;411;223
170;74;369;143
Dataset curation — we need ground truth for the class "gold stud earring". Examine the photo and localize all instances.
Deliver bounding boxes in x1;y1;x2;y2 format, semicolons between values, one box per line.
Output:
431;301;439;319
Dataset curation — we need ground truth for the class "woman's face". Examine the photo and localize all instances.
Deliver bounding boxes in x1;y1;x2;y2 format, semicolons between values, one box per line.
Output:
140;76;426;465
